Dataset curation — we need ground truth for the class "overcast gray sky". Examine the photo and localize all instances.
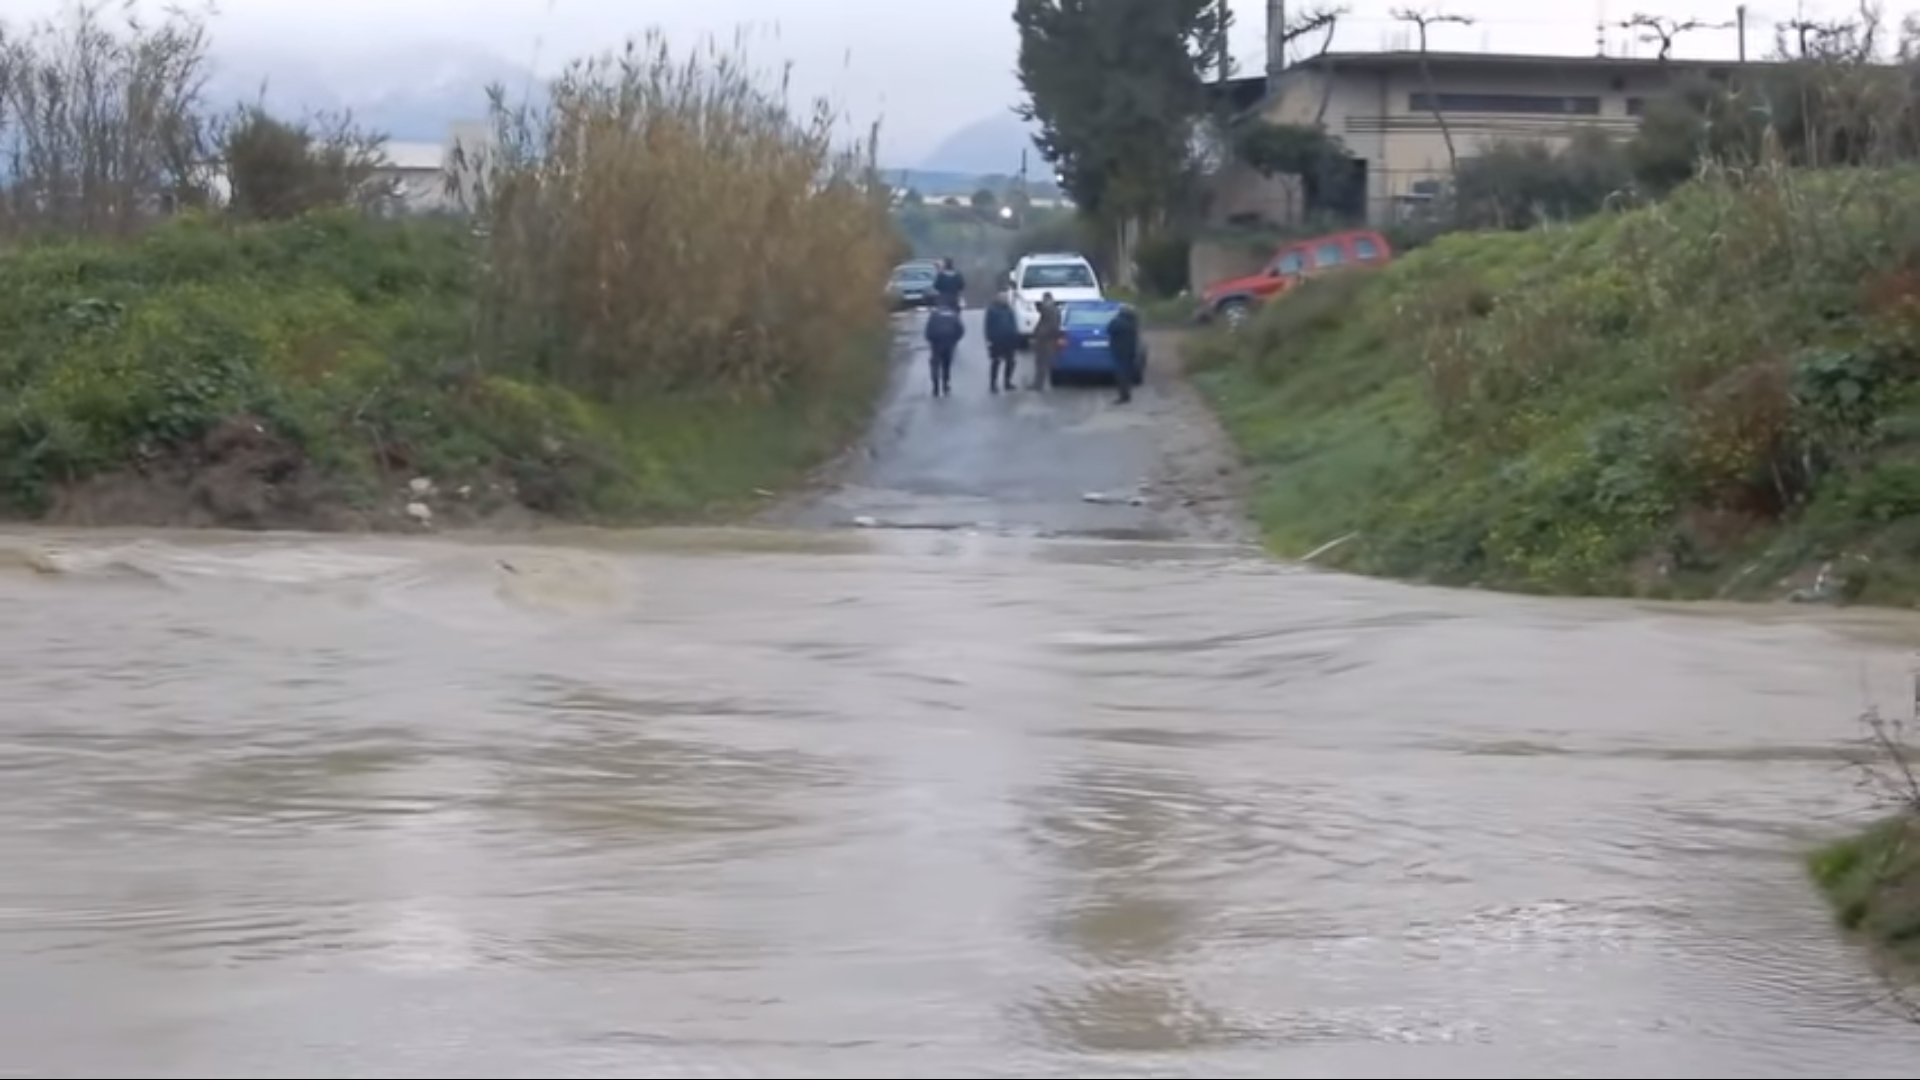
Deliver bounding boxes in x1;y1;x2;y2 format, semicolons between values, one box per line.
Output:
11;0;1860;161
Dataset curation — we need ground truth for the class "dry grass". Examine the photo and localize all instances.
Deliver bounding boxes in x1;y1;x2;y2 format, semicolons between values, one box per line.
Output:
464;30;896;402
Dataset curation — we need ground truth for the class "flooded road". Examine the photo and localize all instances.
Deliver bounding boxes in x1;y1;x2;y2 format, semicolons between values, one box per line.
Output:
5;336;1920;1076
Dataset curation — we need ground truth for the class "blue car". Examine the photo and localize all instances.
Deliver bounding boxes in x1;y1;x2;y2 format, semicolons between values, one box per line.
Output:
1051;300;1148;382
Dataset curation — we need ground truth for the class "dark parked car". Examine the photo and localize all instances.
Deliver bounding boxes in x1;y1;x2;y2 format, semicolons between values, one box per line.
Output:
886;263;939;311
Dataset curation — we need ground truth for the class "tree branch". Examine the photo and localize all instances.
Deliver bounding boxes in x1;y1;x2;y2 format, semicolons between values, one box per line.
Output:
1617;13;1733;61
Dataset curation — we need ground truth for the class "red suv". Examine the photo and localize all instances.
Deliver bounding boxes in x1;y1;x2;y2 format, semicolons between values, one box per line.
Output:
1196;228;1393;329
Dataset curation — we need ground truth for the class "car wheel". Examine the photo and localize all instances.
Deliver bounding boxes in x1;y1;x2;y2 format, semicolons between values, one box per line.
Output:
1218;300;1250;331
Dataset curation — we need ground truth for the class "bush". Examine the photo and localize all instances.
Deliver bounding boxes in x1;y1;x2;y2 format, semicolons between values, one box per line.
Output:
1194;165;1920;598
1132;228;1192;297
221;108;388;222
0;212;488;510
1452;130;1634;230
1808;707;1920;995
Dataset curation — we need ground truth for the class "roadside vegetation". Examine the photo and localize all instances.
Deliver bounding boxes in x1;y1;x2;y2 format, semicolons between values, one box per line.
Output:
1812;704;1920;1001
0;3;894;529
1190;19;1920;606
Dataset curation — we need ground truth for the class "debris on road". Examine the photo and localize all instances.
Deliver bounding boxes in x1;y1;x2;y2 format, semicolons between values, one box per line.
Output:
1082;490;1147;506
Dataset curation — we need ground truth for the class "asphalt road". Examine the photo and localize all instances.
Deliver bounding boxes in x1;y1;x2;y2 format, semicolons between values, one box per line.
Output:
777;310;1249;543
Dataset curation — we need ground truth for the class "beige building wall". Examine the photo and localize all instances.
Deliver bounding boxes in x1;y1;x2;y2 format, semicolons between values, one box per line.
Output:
1208;55;1729;228
1202;69;1328;231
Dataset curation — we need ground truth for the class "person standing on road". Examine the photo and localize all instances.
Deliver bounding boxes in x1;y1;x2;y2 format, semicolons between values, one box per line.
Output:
932;258;966;311
984;290;1020;393
1030;292;1063;391
1106;304;1141;404
923;302;964;397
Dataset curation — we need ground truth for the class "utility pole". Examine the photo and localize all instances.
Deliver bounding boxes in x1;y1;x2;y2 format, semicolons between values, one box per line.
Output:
1218;0;1233;79
1267;0;1287;92
1736;4;1747;61
1014;146;1029;228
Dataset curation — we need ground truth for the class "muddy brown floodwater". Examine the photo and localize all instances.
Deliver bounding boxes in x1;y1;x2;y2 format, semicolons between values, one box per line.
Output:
5;327;1920;1077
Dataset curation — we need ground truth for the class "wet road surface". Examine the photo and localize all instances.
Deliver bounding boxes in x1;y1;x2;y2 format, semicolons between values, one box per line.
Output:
3;325;1920;1076
779;312;1246;543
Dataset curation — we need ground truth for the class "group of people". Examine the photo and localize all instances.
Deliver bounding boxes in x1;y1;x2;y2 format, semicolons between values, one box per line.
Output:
917;256;1140;404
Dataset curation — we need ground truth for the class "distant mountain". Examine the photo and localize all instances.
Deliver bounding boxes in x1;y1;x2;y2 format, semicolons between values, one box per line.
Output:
916;110;1043;176
204;42;539;143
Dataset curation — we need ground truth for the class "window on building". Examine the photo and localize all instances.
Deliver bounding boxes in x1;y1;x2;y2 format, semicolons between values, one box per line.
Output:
1312;242;1345;269
1353;236;1381;261
1626;97;1646;116
1407;92;1602;115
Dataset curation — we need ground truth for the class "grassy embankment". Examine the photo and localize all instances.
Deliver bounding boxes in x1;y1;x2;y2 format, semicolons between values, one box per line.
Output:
1191;167;1920;604
0;13;896;530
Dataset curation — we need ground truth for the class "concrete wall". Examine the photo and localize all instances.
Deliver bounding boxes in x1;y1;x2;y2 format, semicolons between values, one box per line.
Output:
1203;69;1327;230
1187;238;1271;296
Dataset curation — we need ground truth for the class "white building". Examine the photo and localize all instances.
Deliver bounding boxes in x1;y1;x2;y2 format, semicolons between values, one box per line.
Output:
367;121;496;215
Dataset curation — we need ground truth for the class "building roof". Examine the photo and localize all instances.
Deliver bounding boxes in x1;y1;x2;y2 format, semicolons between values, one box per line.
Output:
1290;49;1781;73
382;141;447;171
1206;48;1791;120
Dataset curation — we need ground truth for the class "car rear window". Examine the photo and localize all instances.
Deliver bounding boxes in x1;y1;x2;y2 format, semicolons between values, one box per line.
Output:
1063;306;1115;328
1020;262;1096;289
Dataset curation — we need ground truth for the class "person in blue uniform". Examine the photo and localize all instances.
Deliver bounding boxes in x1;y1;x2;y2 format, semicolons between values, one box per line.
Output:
983;290;1020;392
1106;304;1141;404
932;258;966;310
923;302;965;397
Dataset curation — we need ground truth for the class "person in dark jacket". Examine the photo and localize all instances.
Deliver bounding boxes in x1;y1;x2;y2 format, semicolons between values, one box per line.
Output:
1106;304;1142;403
923;303;965;396
983;291;1020;392
932;258;966;310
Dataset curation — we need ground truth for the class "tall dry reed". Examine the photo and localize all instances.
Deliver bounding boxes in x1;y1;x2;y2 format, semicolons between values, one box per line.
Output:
466;31;896;400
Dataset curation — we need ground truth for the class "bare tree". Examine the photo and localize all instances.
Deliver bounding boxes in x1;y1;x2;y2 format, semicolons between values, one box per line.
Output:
1780;14;1871;59
1285;3;1354;125
1391;7;1474;172
1617;13;1734;60
1283;3;1346;66
0;0;219;238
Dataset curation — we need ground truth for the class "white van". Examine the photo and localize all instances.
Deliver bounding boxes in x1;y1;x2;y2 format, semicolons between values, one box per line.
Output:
1007;253;1103;344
